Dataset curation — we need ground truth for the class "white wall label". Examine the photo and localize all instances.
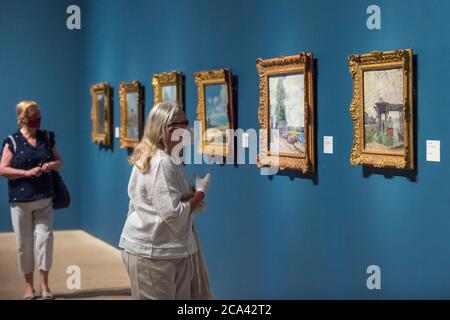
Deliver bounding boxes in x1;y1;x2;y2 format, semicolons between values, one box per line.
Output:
426;140;441;162
115;127;120;139
242;133;249;148
323;136;333;154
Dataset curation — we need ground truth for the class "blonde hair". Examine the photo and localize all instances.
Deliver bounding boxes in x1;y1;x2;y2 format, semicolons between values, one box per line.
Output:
129;101;183;173
16;100;40;127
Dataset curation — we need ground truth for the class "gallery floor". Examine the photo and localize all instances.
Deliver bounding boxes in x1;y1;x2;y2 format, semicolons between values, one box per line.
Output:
0;230;131;300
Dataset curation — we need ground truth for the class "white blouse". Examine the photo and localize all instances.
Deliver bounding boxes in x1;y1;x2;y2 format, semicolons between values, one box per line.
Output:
119;149;198;259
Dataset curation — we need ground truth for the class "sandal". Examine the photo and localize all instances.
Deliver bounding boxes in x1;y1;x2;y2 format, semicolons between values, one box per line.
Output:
23;290;36;300
41;290;54;300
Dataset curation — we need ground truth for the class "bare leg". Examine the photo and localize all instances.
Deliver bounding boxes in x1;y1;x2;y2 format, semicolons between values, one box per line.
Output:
24;272;34;294
39;270;51;292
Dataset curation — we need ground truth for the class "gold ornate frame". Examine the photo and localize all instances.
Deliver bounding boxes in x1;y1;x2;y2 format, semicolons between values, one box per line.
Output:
119;80;143;149
348;49;414;170
152;71;183;106
90;82;112;146
256;53;315;173
195;68;234;157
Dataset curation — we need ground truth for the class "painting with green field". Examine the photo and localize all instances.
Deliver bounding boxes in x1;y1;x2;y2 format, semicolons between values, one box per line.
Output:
268;73;305;154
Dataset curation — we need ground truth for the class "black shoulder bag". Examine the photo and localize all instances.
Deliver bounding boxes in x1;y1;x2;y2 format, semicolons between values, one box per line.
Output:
45;131;71;210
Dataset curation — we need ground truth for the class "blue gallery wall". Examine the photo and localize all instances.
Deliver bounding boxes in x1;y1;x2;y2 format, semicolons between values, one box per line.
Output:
1;0;448;299
79;0;449;299
0;1;83;230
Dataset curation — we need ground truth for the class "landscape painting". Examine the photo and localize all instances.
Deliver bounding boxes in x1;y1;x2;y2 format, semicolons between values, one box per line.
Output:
363;68;405;154
348;49;414;169
256;53;315;173
152;71;183;106
268;73;305;155
91;82;112;146
162;84;177;103
97;93;105;134
126;92;139;140
204;83;230;142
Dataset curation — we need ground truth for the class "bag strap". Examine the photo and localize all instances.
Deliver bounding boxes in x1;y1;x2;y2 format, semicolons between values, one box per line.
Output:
44;130;50;145
8;135;17;153
44;131;56;161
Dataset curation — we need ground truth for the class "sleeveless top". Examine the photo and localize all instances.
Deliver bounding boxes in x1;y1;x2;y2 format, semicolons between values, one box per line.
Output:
2;129;55;203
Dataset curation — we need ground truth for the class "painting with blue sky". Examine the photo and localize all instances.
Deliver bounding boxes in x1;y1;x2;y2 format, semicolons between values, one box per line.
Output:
204;84;230;141
126;92;139;140
162;85;177;103
268;73;305;154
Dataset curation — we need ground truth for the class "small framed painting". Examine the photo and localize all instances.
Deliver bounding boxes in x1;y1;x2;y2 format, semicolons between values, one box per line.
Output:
348;49;414;169
90;82;112;146
256;53;315;173
195;68;235;157
119;80;144;149
152;71;183;106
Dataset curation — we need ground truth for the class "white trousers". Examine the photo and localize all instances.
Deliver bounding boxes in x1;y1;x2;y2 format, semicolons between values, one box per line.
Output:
10;198;54;275
121;250;194;300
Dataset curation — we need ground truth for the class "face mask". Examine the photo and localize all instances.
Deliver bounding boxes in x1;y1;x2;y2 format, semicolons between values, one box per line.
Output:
27;116;41;129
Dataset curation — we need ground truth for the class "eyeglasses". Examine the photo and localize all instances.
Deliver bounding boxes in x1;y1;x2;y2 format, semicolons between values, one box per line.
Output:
169;120;189;127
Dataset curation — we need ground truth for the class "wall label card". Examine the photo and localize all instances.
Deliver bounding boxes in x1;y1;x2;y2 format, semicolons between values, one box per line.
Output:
324;136;333;154
115;127;120;139
426;140;440;162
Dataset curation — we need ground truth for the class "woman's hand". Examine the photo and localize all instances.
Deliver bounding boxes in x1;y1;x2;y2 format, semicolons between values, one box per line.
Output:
193;172;211;195
188;191;205;215
26;167;43;178
181;186;195;201
41;162;54;173
196;200;207;213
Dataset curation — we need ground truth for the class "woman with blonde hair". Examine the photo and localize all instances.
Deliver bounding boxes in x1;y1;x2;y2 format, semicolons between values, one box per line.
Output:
119;101;212;300
0;100;63;300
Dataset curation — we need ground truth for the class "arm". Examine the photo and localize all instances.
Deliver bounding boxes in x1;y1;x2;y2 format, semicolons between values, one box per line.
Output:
188;191;205;215
182;186;206;215
42;146;63;173
0;144;39;180
50;146;63;171
149;158;194;236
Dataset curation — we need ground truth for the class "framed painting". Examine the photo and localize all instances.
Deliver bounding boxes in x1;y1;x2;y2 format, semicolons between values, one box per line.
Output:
119;80;144;149
90;82;112;146
152;71;183;106
195;68;235;157
256;52;315;173
348;49;414;169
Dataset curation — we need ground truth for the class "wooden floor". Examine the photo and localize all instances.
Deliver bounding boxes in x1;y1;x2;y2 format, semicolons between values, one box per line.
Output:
0;230;131;300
